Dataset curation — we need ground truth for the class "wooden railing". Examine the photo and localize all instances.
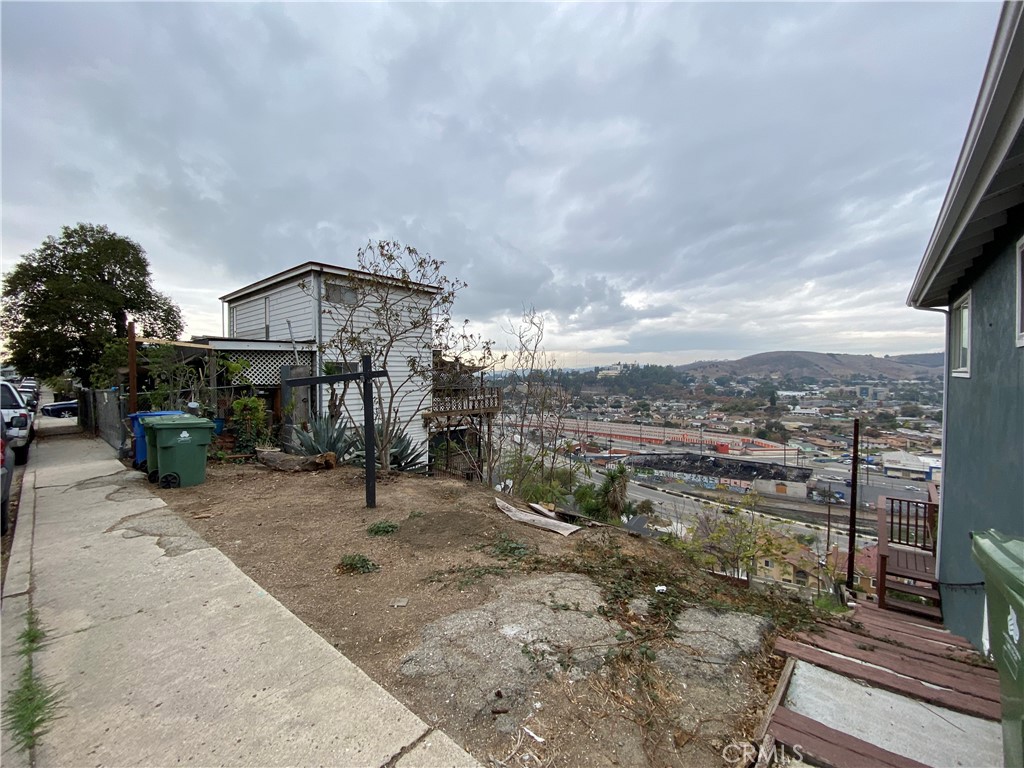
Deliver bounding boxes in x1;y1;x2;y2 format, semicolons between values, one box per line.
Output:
878;496;938;554
429;387;503;415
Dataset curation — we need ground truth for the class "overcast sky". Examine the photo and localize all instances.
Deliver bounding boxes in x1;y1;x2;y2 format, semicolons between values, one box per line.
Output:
1;2;1002;367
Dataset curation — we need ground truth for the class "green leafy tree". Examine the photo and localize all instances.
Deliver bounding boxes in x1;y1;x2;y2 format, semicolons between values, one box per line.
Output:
572;464;633;523
1;224;182;386
684;493;785;579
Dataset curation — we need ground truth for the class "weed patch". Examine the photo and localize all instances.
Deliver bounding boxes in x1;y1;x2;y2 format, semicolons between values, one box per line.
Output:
491;533;533;560
337;554;379;574
429;564;510;589
367;520;399;537
2;609;62;753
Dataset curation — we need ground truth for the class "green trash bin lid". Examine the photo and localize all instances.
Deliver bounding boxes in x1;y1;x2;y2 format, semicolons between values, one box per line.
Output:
145;415;213;427
972;530;1024;599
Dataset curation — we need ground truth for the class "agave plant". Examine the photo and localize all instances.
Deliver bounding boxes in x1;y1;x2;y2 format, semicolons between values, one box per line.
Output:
293;414;354;459
350;425;427;471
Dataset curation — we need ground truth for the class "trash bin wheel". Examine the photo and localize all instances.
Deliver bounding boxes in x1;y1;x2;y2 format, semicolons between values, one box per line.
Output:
137;460;147;474
159;473;181;489
147;469;159;484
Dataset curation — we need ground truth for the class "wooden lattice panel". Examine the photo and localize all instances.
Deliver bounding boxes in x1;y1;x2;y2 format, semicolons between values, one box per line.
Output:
226;351;315;386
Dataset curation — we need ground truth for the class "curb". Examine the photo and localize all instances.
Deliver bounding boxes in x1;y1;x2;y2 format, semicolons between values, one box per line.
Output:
2;469;35;601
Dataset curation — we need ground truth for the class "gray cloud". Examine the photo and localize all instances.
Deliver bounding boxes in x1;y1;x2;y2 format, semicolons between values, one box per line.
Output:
1;2;1000;363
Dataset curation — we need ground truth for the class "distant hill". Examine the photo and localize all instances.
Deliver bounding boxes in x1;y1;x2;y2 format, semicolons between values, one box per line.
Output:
677;351;943;381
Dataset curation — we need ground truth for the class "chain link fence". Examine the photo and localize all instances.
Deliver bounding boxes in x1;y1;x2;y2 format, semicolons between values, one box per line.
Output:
79;389;129;456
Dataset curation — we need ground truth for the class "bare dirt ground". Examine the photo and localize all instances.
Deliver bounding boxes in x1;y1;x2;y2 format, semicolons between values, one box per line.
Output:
154;463;812;767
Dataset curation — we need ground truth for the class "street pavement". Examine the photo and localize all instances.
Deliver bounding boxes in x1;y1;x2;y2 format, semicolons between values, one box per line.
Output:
1;425;477;767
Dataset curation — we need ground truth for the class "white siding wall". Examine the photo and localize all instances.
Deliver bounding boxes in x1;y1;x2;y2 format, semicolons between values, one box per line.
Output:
267;284;314;340
230;297;267;339
319;291;432;450
229;283;314;340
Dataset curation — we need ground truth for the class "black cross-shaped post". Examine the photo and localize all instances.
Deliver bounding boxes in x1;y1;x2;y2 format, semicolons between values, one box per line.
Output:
285;354;389;507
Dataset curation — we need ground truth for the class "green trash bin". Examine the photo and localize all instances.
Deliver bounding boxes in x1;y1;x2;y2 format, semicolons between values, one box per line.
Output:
140;415;196;483
137;413;187;479
149;416;215;488
972;530;1024;768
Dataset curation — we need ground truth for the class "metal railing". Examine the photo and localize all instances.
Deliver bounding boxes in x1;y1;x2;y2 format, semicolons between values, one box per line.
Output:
878;496;938;554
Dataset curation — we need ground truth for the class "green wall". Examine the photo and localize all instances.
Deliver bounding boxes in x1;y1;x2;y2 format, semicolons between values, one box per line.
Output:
940;216;1024;648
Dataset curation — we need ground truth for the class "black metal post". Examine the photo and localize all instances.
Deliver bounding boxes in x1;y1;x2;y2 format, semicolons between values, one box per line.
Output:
362;354;376;508
285;358;387;509
846;418;860;590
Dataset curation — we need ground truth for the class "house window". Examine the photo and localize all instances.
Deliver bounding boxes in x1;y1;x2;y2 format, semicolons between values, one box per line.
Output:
870;578;877;588
323;360;358;376
325;282;358;305
951;291;971;377
763;559;773;569
1016;236;1023;347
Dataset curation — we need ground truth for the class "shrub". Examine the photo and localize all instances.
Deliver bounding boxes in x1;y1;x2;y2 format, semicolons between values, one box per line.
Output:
231;396;270;454
350;425;426;471
294;413;354;458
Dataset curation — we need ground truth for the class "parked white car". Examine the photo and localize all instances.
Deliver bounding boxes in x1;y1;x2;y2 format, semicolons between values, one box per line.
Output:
1;380;35;465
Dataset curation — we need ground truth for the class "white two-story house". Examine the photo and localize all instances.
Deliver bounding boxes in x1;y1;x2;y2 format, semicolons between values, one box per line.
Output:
219;261;438;451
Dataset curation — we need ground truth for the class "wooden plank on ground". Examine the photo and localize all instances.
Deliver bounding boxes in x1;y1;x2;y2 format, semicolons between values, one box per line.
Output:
755;657;795;741
810;626;999;682
794;630;1000;701
845;603;965;640
882;601;943;621
774;638;1001;720
770;707;931;768
826;618;985;666
495;498;581;536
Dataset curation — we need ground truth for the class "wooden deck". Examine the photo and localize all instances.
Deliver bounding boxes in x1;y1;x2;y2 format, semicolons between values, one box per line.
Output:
762;602;1000;767
877;496;942;619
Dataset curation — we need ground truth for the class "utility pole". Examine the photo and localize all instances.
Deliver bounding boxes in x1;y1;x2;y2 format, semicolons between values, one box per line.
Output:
846;418;860;591
127;321;138;415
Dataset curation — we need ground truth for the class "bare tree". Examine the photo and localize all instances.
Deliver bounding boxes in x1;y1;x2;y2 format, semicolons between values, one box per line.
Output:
497;307;576;499
315;240;485;475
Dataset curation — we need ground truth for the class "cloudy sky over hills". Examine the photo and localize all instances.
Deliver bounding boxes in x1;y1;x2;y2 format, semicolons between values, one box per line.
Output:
1;2;1002;366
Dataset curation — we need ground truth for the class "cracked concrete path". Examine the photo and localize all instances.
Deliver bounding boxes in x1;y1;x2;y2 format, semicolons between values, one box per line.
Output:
1;434;476;767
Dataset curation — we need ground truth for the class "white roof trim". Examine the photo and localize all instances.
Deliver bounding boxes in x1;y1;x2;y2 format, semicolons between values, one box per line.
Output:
908;2;1024;308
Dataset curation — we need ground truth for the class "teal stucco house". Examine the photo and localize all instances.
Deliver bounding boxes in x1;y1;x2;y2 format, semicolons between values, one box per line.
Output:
908;1;1023;649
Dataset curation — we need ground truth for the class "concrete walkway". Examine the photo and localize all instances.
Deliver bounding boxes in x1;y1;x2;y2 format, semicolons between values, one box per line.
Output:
2;429;477;767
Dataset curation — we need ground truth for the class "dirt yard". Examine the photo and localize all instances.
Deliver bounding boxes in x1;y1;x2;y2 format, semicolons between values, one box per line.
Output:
155;463;809;767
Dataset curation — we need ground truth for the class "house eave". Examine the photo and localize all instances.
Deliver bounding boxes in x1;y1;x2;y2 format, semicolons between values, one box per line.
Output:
190;336;318;353
218;261;440;303
908;1;1024;310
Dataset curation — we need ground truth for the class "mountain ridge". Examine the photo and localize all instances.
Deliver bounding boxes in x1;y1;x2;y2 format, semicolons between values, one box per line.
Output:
677;350;943;380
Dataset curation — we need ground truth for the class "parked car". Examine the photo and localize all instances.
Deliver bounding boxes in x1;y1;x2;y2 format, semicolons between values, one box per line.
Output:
1;419;13;535
40;400;78;419
0;381;34;465
17;386;39;412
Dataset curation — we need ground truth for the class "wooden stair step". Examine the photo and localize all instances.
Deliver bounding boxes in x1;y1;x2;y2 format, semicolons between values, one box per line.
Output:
884;561;938;583
884;579;941;601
